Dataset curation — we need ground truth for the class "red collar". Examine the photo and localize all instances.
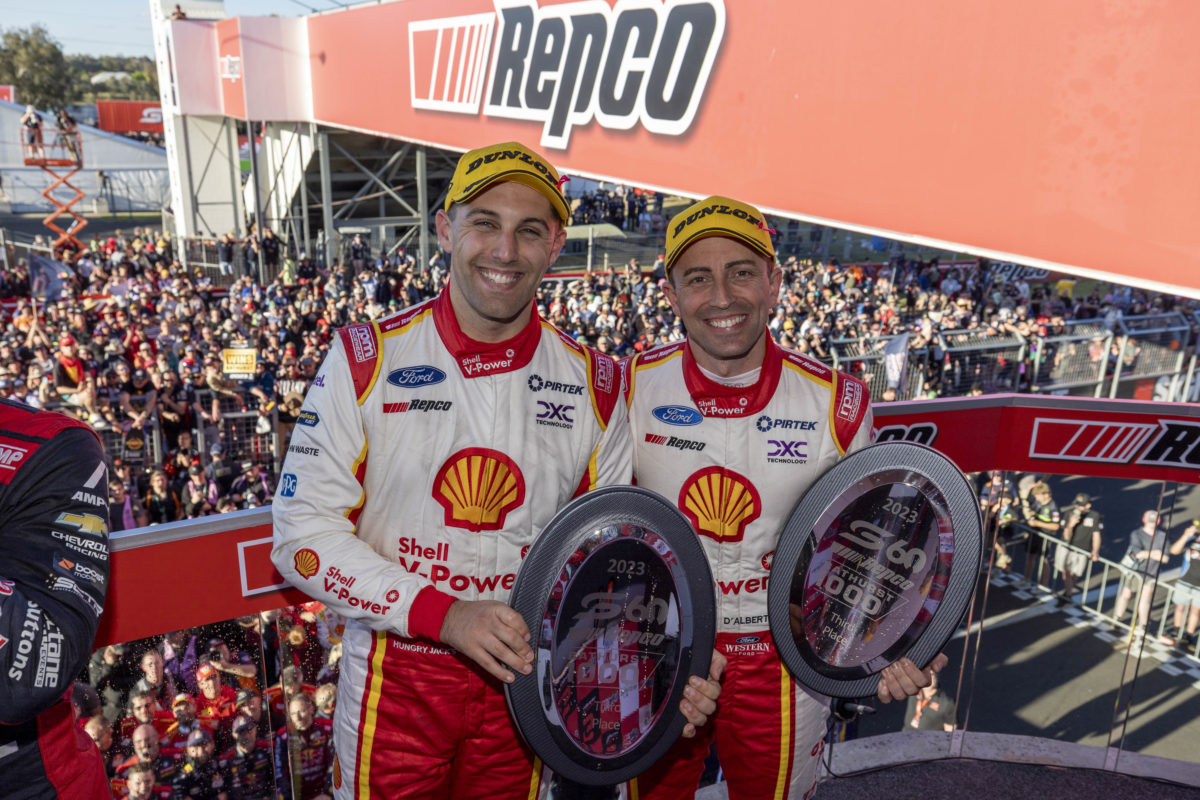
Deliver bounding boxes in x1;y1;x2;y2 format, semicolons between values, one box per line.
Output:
433;288;541;378
682;332;782;418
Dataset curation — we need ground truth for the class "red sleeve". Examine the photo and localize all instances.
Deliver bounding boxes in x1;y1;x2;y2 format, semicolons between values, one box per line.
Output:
408;586;457;642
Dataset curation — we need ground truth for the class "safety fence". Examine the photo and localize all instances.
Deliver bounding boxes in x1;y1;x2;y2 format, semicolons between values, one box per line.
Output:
825;312;1197;403
1027;319;1112;393
831;335;930;400
181;236;281;288
1106;312;1191;398
935;328;1027;396
1003;526;1199;659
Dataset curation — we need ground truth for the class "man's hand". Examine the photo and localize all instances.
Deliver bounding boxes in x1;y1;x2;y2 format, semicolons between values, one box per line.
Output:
439;600;533;684
875;653;948;704
679;650;726;738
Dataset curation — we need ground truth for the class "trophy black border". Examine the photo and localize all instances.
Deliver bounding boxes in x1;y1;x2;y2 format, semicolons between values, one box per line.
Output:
506;486;716;785
767;442;983;699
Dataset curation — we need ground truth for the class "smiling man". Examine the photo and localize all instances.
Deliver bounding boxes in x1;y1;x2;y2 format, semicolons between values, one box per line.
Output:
272;142;720;800
623;196;946;800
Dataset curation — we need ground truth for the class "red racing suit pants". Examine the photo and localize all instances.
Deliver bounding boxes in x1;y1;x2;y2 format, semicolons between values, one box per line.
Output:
331;625;542;800
627;632;829;800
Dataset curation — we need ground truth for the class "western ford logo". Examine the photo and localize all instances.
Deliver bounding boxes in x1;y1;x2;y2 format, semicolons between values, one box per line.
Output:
387;366;446;388
652;405;702;426
734;635;760;644
408;0;726;149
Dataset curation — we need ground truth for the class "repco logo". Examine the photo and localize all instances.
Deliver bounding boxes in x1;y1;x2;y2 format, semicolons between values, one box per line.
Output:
408;1;726;149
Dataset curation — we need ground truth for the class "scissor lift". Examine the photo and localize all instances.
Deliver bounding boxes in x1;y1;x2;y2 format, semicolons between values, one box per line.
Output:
21;126;88;254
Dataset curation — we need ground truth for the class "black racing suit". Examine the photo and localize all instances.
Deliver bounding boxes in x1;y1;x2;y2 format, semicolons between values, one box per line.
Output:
0;399;111;799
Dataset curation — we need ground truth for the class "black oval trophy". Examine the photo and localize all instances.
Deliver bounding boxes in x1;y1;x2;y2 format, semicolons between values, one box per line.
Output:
506;486;715;785
768;442;982;699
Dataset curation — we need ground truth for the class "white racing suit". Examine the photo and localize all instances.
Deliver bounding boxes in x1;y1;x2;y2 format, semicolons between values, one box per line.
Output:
623;337;872;800
271;292;631;800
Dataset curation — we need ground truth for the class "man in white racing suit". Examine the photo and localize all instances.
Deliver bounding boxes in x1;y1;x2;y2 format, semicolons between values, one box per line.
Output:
272;142;720;800
623;196;946;800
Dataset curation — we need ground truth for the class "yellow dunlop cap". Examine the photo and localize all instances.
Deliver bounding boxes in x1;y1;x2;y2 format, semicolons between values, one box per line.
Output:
665;195;775;274
444;141;570;225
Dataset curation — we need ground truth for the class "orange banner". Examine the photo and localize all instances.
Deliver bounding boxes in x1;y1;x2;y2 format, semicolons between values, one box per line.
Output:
174;1;1200;296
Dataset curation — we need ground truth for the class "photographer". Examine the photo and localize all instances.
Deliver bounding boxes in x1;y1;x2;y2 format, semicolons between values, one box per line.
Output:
1113;510;1170;647
1055;493;1103;600
1165;520;1200;648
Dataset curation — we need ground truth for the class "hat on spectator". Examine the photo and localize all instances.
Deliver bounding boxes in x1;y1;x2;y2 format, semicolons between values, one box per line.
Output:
188;464;204;477
171;693;194;708
664;196;775;275
232;716;255;734
59;334;76;347
235;688;257;708
186;728;212;747
1073;493;1093;506
444;141;569;225
210;442;225;455
196;663;218;681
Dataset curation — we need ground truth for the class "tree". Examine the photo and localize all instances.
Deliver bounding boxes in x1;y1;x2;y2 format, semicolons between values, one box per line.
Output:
0;25;77;110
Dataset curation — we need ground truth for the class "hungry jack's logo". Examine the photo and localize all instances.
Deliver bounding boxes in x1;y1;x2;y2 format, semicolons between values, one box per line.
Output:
434;448;526;532
678;466;761;543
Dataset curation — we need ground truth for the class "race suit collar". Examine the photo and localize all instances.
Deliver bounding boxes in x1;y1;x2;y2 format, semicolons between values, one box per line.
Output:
433;289;541;378
682;330;782;418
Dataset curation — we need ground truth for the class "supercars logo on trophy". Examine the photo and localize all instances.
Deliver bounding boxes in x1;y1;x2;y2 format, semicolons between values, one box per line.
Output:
769;442;982;699
506;486;715;785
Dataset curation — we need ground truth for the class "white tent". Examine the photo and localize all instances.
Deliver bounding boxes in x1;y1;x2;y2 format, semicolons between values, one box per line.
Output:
0;99;170;213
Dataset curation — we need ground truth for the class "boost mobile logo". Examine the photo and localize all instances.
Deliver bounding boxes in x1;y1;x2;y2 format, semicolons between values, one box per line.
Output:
408;0;727;149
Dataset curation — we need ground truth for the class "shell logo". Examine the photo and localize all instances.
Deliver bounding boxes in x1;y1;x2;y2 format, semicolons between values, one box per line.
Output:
294;548;320;579
678;467;761;543
433;448;526;532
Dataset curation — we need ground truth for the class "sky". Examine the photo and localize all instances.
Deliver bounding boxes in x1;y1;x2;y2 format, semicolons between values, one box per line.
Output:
0;0;340;58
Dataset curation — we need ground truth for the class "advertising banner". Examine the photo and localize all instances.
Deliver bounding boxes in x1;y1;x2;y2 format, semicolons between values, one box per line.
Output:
0;85;14;104
96;100;164;133
193;0;1198;297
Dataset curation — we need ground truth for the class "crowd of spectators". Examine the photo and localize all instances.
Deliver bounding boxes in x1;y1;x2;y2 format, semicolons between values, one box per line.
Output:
0;211;1196;529
569;186;666;233
76;606;341;799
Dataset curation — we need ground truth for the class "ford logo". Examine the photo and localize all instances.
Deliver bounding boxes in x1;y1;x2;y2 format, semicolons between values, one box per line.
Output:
734;635;760;645
651;405;702;426
387;366;446;388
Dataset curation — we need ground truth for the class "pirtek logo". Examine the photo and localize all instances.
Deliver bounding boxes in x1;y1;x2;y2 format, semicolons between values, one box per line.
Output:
644;433;706;452
408;1;726;150
672;202;763;239
527;373;584;395
0;443;28;470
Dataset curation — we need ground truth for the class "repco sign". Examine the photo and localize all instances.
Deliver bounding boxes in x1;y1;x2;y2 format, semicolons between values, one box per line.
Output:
409;0;726;149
